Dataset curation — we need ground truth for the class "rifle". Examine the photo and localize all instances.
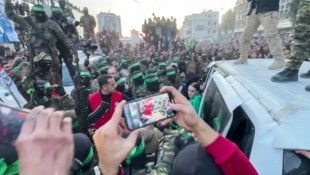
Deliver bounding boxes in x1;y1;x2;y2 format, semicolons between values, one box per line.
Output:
72;53;90;133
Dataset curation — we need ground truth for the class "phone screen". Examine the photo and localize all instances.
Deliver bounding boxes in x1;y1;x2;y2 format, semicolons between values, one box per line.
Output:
124;93;175;130
0;103;28;143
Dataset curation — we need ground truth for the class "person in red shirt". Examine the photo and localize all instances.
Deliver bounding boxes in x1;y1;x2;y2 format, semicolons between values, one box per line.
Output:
93;86;258;175
87;75;123;130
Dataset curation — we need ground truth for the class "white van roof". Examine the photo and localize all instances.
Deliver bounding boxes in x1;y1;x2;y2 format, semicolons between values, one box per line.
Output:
213;59;310;150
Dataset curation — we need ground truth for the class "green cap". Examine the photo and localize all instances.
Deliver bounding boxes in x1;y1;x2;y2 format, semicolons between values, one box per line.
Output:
158;62;167;68
83;7;88;11
31;5;45;12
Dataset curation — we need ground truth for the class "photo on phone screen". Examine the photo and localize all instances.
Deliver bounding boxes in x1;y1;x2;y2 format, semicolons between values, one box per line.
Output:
124;93;175;130
0;103;28;143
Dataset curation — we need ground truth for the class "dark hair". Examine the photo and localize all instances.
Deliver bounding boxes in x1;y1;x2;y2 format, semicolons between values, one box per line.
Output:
189;82;200;93
98;75;112;88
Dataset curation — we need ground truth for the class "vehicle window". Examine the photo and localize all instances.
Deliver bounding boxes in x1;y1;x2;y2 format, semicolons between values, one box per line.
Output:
200;79;231;133
283;150;310;175
226;107;255;158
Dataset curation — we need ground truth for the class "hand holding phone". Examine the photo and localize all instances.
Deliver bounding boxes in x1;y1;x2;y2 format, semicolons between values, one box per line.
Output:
0;103;28;143
124;93;175;130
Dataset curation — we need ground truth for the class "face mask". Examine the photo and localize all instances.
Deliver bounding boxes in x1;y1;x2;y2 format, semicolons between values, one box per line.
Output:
34;12;48;22
52;12;62;20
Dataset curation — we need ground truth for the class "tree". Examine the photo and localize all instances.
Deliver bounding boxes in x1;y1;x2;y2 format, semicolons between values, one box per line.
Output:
221;9;236;34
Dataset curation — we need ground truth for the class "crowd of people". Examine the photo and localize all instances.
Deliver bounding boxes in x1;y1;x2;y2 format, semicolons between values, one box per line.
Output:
1;0;309;174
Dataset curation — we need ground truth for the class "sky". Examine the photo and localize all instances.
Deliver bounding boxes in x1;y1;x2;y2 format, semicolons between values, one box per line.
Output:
70;0;237;37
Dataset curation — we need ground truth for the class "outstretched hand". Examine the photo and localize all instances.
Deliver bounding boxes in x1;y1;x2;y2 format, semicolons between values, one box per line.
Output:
160;86;201;131
159;86;219;147
93;100;142;175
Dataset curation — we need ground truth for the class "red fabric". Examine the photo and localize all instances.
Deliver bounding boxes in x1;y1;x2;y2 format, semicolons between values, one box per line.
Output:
144;103;154;116
88;90;123;129
204;135;258;175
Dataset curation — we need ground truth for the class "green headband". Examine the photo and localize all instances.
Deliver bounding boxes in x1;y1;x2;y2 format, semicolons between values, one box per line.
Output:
116;77;126;85
31;5;45;12
82;147;94;166
131;72;143;81
98;66;109;74
126;137;145;164
159;62;167;67
51;6;62;13
166;70;176;76
0;159;19;175
119;59;128;65
145;76;158;84
80;71;91;77
129;62;140;69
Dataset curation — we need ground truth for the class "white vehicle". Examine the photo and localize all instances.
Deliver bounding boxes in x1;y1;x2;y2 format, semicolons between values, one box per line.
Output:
198;59;310;175
62;50;102;94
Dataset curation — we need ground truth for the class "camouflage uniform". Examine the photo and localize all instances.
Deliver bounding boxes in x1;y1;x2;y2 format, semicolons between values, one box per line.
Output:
146;134;176;175
271;0;310;85
80;7;96;40
5;4;75;85
132;85;151;99
285;0;310;70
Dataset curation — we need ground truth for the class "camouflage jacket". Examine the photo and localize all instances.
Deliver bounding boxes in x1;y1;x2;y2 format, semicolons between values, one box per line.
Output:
5;4;74;57
132;85;151;99
80;14;96;31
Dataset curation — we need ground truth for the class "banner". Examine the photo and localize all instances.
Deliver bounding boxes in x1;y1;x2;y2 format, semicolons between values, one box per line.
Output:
0;65;27;108
0;0;20;42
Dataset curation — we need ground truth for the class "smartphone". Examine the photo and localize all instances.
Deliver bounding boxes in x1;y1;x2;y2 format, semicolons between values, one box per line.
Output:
124;93;175;130
0;103;28;143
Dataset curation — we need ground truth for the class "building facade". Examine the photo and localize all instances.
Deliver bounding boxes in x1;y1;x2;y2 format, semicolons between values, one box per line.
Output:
179;10;220;43
97;12;121;35
234;0;294;41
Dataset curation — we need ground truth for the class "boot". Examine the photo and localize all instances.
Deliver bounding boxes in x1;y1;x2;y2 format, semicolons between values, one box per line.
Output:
268;59;285;70
271;68;298;82
305;85;310;92
300;70;310;79
233;57;248;64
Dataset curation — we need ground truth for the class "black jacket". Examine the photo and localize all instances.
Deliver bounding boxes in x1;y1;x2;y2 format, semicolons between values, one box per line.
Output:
247;0;280;15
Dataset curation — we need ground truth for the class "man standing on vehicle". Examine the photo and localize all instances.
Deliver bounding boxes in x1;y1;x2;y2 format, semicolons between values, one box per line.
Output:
87;75;124;130
80;7;96;41
233;0;285;70
271;0;310;91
